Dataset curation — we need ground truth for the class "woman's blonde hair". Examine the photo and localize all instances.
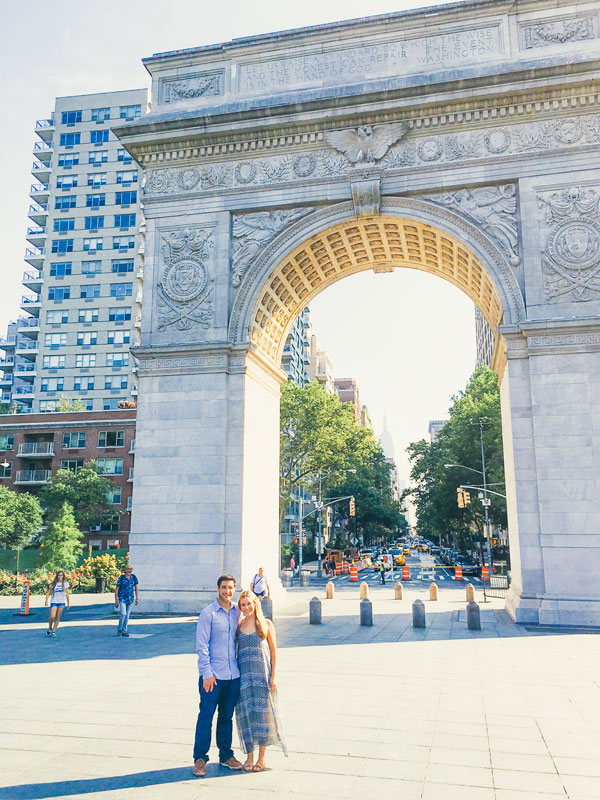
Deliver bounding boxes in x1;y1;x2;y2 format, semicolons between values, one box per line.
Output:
237;589;268;640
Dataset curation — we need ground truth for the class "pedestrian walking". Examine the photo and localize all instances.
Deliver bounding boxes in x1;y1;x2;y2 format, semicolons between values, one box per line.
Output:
250;567;270;600
379;556;388;585
236;590;287;772
114;564;139;637
45;571;70;636
289;555;295;576
193;574;243;778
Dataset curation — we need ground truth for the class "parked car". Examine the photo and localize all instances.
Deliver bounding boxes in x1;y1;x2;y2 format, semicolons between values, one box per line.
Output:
455;554;480;576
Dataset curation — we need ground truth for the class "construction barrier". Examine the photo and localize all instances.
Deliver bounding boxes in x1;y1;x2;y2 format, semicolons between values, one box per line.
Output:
349;564;358;582
401;564;410;581
17;581;31;616
481;565;490;581
454;565;463;581
342;561;349;574
335;562;343;576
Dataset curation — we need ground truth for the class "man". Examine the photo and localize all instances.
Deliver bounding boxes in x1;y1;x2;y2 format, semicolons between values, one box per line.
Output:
114;564;139;637
193;575;243;777
250;566;270;599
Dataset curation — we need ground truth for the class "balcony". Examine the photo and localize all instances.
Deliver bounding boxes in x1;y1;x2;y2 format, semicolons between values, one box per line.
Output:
0;357;14;370
20;295;41;317
0;374;13;387
29;182;49;202
22;271;44;293
33;140;53;163
26;226;47;248
134;316;141;329
28;203;48;226
24;248;45;269
17;319;40;340
31;161;51;183
14;469;52;485
16;342;38;360
14;364;36;382
13;386;35;400
18;442;54;457
0;337;16;351
35;118;54;143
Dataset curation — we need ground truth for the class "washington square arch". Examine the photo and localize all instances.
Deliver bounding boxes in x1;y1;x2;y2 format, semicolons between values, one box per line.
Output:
113;0;600;625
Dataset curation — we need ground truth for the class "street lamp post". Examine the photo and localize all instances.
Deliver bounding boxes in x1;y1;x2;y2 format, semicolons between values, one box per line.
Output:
316;468;356;579
444;456;494;571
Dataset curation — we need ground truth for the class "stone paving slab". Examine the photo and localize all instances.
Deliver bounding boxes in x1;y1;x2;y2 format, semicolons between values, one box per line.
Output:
1;587;600;798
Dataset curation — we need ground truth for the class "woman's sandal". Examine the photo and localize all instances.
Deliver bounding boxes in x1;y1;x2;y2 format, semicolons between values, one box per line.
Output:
253;763;266;772
243;761;254;772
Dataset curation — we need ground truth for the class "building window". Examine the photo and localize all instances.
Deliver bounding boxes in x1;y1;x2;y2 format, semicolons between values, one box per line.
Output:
82;260;102;275
114;214;135;229
56;174;77;190
83;238;103;252
110;283;132;298
116;170;138;184
91;107;110;122
0;435;15;451
42;355;65;369
78;308;99;323
39;400;58;412
96;457;123;475
99;431;127;449
87;173;107;187
73;375;95;391
120;104;141;120
41;377;64;392
53;219;74;233
80;284;100;299
59;133;81;147
106;352;128;367
61;110;82;125
44;333;67;347
60;458;84;472
115;191;136;206
108;307;131;322
58;153;79;168
62;432;86;449
0;461;11;479
88;150;108;166
117;148;133;164
48;286;70;301
104;375;128;390
112;236;135;251
55;195;76;210
46;310;69;324
86;194;105;208
49;262;72;277
106;486;122;505
75;354;96;368
90;130;109;144
103;398;125;411
51;239;73;254
107;330;130;345
111;259;134;274
77;330;97;345
84;216;104;231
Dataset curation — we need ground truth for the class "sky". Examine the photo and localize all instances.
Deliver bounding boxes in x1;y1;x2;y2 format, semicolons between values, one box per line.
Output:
0;0;475;482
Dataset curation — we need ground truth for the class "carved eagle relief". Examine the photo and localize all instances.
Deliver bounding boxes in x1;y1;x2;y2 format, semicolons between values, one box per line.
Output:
325;122;410;164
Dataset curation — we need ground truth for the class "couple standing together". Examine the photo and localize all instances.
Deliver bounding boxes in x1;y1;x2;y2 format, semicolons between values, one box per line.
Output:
193;574;286;777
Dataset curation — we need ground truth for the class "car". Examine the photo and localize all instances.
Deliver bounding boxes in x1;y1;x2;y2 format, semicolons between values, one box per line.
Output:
388;549;405;566
455;554;480;576
430;546;441;555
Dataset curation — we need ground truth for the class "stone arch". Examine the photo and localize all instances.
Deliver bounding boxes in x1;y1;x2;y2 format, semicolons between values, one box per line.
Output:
229;198;525;375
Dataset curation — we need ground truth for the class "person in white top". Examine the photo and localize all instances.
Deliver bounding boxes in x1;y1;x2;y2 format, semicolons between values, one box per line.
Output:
44;570;70;637
250;567;270;600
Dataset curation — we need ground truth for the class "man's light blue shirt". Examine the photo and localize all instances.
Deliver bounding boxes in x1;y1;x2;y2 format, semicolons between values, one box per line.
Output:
195;599;240;680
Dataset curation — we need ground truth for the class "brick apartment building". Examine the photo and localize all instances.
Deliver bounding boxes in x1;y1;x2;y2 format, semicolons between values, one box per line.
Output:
0;409;135;550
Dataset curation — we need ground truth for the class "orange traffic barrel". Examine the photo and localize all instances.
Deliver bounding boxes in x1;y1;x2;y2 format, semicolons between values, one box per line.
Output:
335;561;343;576
455;565;463;581
343;561;349;574
481;565;490;581
349;564;358;582
401;564;410;581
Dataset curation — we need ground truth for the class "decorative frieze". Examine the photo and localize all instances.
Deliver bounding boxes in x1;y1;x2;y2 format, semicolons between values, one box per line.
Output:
159;71;224;103
538;186;600;304
156;228;215;331
324;123;409;164
521;16;597;49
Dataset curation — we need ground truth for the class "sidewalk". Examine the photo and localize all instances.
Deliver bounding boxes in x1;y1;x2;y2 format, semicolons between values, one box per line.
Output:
1;585;600;799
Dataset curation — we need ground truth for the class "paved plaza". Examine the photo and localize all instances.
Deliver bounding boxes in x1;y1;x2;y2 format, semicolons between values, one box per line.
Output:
1;585;600;799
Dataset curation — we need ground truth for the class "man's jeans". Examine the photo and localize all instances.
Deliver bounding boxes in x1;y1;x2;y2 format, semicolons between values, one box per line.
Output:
118;601;133;633
193;676;240;763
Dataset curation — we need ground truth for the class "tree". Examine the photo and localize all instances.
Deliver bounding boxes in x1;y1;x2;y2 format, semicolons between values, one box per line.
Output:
0;486;43;551
56;396;87;412
40;502;83;571
40;461;114;531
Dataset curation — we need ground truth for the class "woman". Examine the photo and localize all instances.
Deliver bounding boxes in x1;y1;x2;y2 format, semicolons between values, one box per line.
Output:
44;570;70;637
236;589;287;772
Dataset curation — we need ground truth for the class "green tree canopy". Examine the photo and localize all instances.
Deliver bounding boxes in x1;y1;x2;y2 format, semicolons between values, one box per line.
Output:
40;461;114;531
0;486;43;550
40;502;83;571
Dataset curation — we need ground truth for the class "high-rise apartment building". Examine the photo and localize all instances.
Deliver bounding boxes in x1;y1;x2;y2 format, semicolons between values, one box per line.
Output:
474;307;494;368
281;307;311;387
1;89;148;413
307;334;335;393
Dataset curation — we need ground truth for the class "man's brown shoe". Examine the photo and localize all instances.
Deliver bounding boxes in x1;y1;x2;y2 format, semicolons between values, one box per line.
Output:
192;759;206;777
220;756;243;770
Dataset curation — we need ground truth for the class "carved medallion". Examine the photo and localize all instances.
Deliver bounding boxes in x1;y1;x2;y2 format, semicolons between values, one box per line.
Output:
293;153;317;177
484;128;511;154
235;161;257;184
162;258;207;303
418;138;443;162
548;221;600;270
178;167;201;191
157;228;214;331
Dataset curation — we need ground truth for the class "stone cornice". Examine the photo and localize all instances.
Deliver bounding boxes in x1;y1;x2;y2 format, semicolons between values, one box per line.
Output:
501;318;600;357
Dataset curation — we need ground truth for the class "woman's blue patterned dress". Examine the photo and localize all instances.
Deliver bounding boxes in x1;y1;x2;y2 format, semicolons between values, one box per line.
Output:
235;631;287;755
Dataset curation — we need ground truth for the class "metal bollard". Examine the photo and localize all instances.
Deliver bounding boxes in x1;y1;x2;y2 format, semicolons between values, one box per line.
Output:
465;583;475;602
359;581;369;600
261;596;273;621
412;598;426;628
360;597;373;626
429;582;438;601
309;596;322;625
281;569;293;588
326;581;335;599
300;570;311;587
466;600;481;630
394;582;403;600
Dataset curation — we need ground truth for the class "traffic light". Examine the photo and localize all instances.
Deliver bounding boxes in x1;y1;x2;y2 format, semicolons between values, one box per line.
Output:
457;488;465;508
294;537;299;545
463;491;471;505
349;497;356;516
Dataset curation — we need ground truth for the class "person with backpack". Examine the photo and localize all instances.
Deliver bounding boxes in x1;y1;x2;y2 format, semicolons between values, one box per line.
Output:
114;564;139;637
250;567;270;600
